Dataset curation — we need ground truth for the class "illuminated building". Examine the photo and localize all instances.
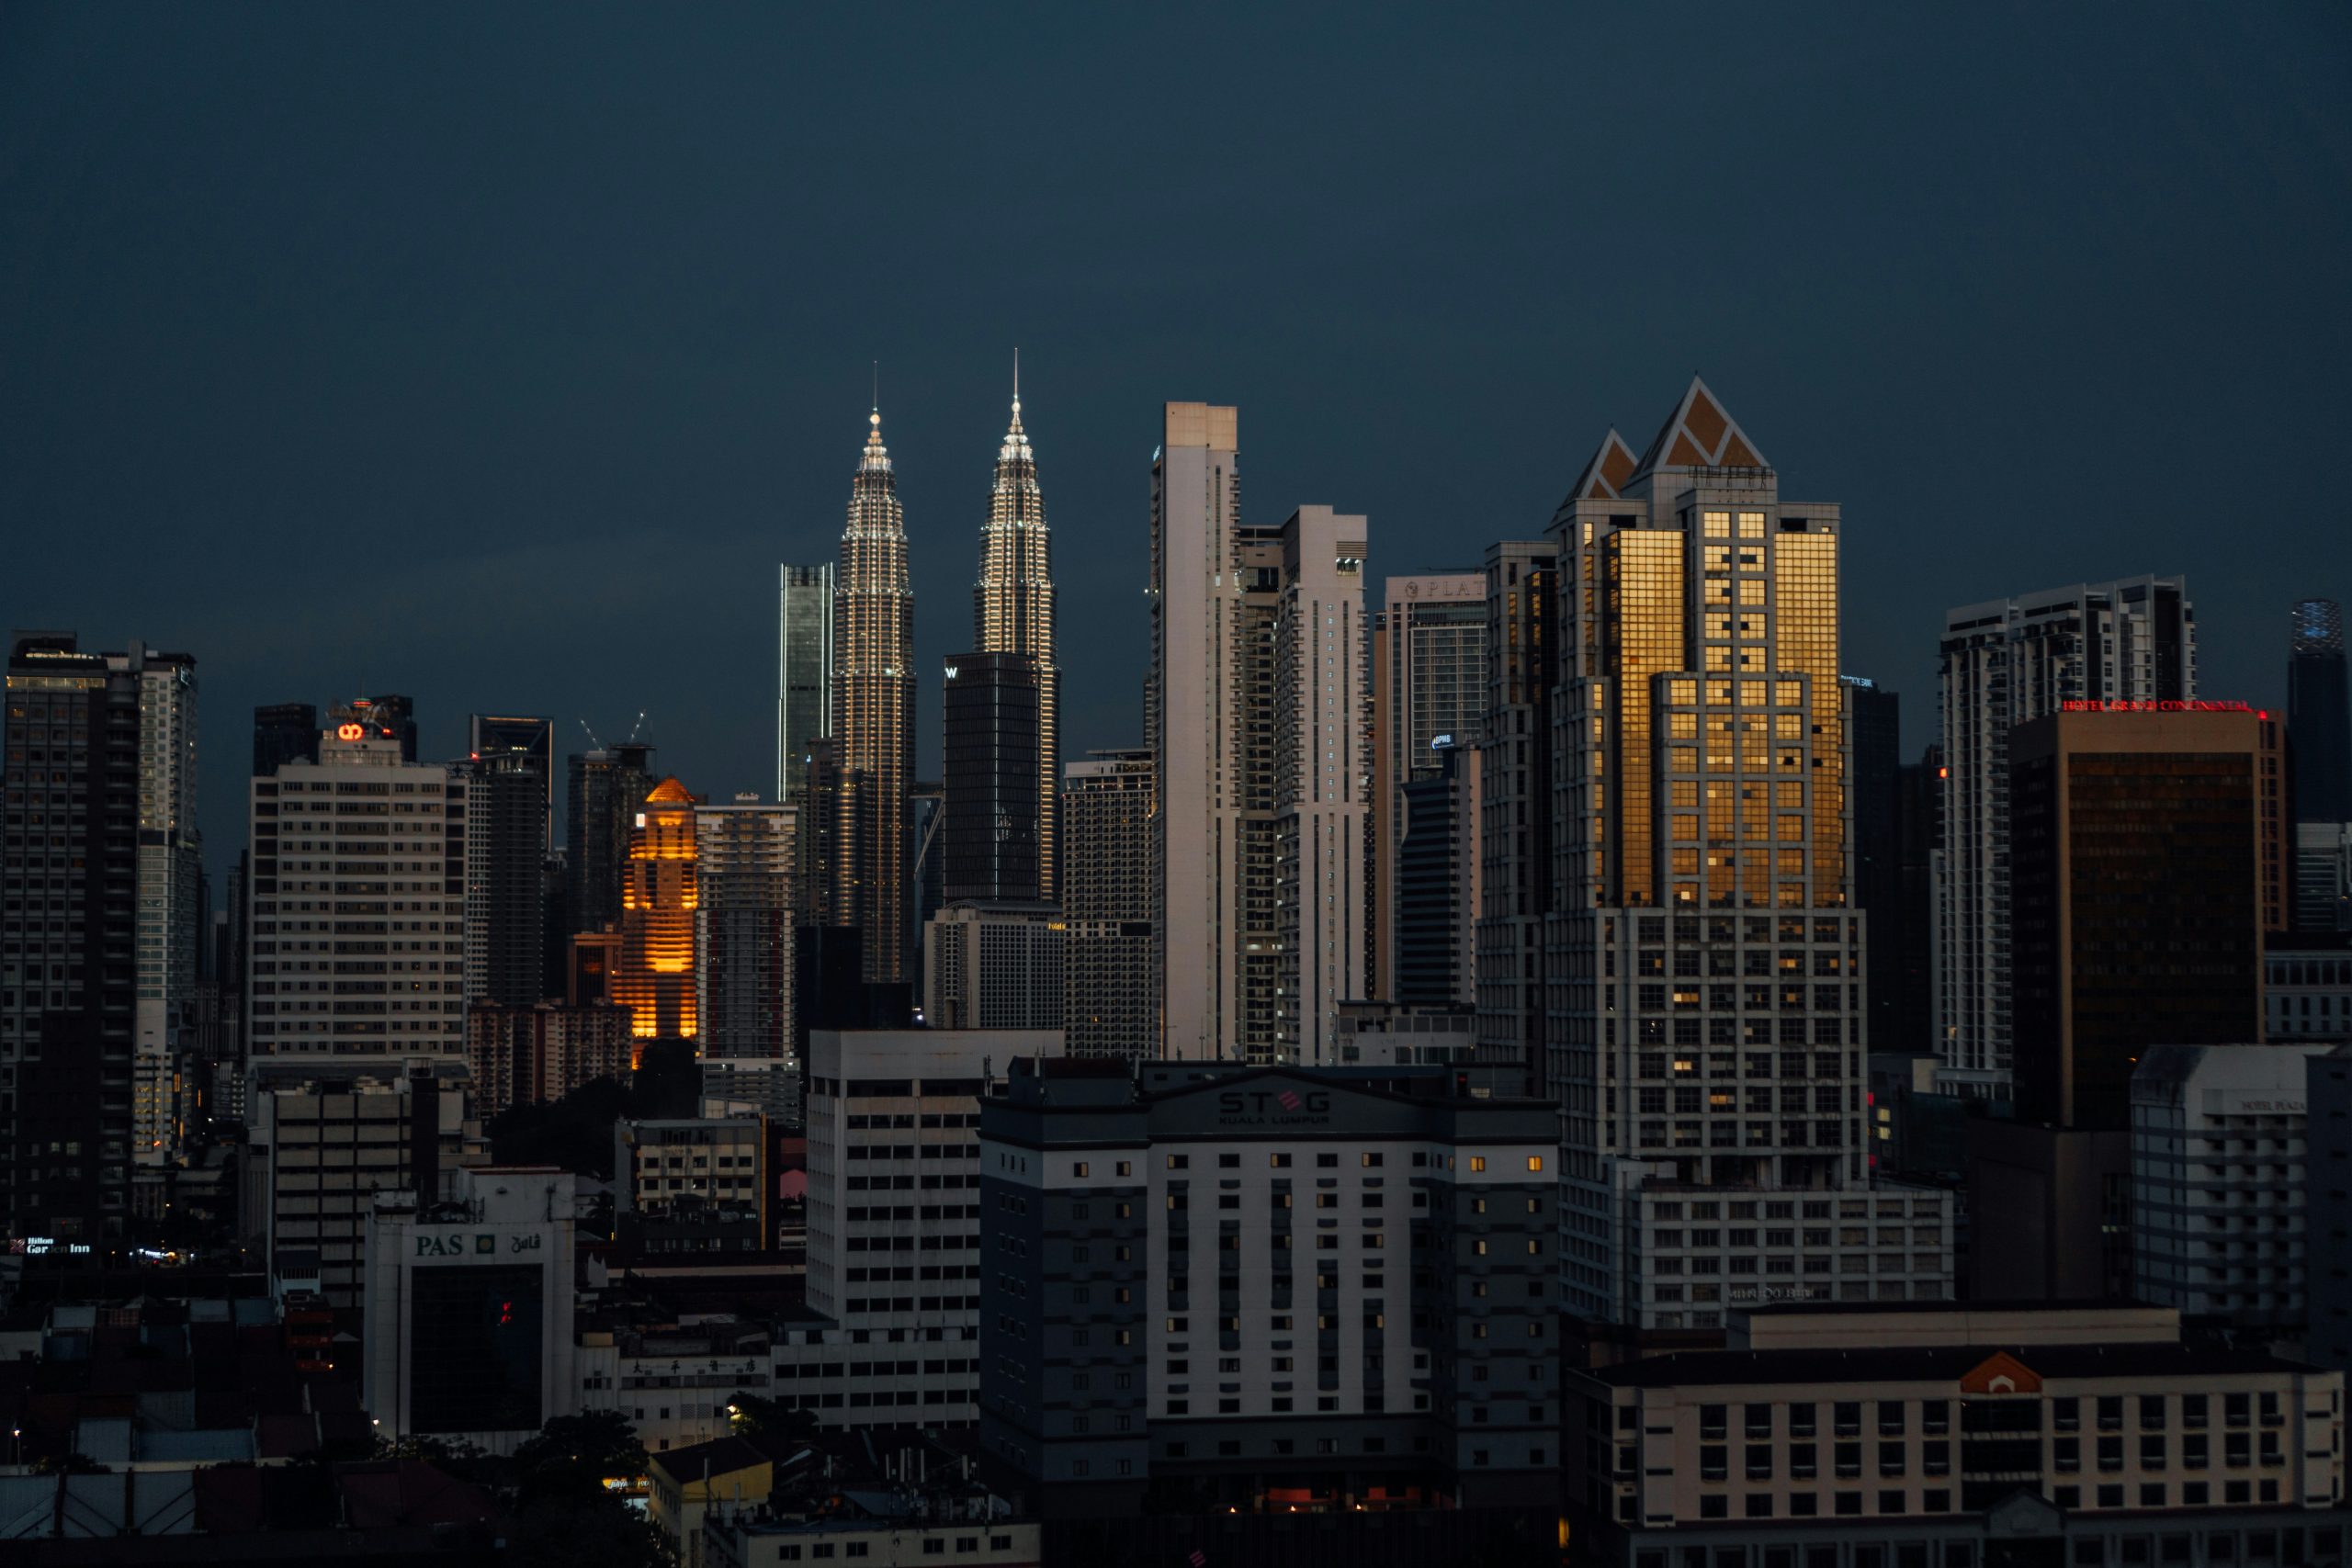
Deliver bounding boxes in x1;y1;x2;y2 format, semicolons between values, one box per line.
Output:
4;634;198;1238
1370;571;1484;999
1475;540;1556;1089
1148;400;1369;1063
245;700;469;1061
1544;378;1950;1325
2009;705;2276;1130
2290;597;2352;931
567;739;655;937
775;563;833;806
1935;576;2195;1100
695;794;796;1060
832;405;916;984
972;365;1060;900
615;775;700;1049
1061;748;1156;1060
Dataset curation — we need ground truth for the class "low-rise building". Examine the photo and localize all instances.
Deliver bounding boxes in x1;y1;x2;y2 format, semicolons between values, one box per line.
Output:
576;1311;773;1456
705;1486;1036;1568
2134;1043;2330;1334
1564;1302;2348;1568
649;1435;775;1568
618;1116;767;1216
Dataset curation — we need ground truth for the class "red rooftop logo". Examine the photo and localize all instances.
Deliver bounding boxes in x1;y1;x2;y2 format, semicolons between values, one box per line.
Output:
2059;699;2255;714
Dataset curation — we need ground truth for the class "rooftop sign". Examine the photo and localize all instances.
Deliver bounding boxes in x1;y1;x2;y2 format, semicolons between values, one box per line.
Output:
2059;700;2257;715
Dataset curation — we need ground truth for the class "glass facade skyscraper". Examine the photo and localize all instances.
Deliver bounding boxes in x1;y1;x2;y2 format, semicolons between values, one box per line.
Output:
971;370;1058;900
775;564;834;807
832;408;915;984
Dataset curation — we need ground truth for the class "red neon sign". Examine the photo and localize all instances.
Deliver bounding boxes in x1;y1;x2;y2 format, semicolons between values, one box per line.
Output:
2058;700;2252;715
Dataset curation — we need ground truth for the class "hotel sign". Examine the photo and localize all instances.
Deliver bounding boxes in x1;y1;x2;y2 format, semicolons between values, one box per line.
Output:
1726;1283;1825;1303
2059;700;2254;714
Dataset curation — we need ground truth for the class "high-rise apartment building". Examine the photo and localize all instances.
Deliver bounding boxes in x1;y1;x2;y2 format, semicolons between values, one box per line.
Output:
469;715;554;855
566;740;655;936
2009;706;2273;1130
922;902;1062;1031
253;702;319;776
1148;404;1369;1065
695;794;797;1060
972;371;1058;901
1061;749;1155;1060
2290;597;2352;933
1936;576;2195;1099
465;999;631;1118
833;407;916;984
5;634;197;1237
1370;572;1485;999
461;749;551;1008
614;776;699;1049
1396;737;1478;1007
246;702;469;1061
941;652;1042;904
1544;379;1948;1326
1476;540;1557;1087
776;564;834;807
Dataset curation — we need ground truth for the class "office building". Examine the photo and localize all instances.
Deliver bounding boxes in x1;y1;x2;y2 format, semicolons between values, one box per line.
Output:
355;693;418;761
972;367;1059;902
2308;1044;2352;1371
1148;406;1368;1064
833;405;917;985
1061;749;1156;1061
1936;576;2196;1099
923;903;1063;1031
361;1165;579;1453
1891;746;1939;1057
465;999;631;1118
1396;736;1478;1008
567;739;656;937
245;701;469;1060
1847;679;1917;1055
1563;1301;2347;1568
615;776;700;1048
1544;380;1950;1326
468;714;555;852
1371;571;1486;999
1329;998;1478;1069
5;634;197;1238
2133;1043;2330;1334
777;563;835;807
1475;539;1557;1087
2268;932;2352;1042
461;748;551;1008
2292;598;2352;933
243;1055;479;1305
767;1028;1059;1430
253;701;320;775
942;653;1043;905
1964;1118;2132;1301
2010;706;2274;1130
616;1115;766;1224
975;1057;1563;1523
696;795;797;1060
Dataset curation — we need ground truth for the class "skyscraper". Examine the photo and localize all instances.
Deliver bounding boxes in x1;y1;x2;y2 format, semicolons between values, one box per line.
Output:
695;794;796;1061
1149;408;1370;1066
253;702;319;776
1846;678;1912;1054
4;633;197;1238
246;700;469;1061
461;749;551;1007
972;367;1059;899
469;714;555;854
1062;748;1156;1059
1544;378;1946;1325
941;652;1042;904
1475;539;1556;1089
1396;736;1478;1007
1369;571;1486;1000
775;564;834;807
832;406;915;984
2290;597;2352;932
566;740;655;936
613;776;699;1049
1936;575;2194;1100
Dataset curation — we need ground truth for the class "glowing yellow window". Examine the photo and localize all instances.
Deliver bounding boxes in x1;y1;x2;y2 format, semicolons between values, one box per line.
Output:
1737;511;1766;537
1702;511;1731;537
1469;1156;1487;1173
1526;1155;1544;1173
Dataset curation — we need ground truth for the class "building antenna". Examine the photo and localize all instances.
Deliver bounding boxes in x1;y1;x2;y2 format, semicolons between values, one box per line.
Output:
578;717;605;751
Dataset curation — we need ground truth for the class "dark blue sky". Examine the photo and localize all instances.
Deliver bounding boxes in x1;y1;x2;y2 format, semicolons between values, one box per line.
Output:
5;4;2349;876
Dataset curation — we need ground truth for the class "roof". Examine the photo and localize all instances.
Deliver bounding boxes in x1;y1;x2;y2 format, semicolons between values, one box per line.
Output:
650;1435;773;1488
1588;1341;2316;1390
645;776;695;805
1565;428;1641;502
336;1460;499;1530
1628;376;1770;481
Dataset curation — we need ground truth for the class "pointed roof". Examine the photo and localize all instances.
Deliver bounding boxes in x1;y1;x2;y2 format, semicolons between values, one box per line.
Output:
1565;428;1641;502
1000;349;1032;464
1628;376;1769;479
644;776;693;806
859;405;892;474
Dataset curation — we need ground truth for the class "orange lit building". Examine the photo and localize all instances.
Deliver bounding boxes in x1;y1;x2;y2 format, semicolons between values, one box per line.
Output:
616;777;700;1055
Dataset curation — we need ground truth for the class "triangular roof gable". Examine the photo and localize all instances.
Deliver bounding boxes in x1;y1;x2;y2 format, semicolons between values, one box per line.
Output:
1565;428;1641;502
1960;1350;2042;1395
1628;376;1770;480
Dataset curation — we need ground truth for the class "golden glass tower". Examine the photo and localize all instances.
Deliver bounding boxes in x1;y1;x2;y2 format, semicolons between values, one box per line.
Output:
973;359;1059;900
616;775;700;1053
833;406;916;982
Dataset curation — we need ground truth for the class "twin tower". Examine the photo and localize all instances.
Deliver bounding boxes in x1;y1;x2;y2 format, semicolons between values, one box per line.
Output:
776;372;1058;985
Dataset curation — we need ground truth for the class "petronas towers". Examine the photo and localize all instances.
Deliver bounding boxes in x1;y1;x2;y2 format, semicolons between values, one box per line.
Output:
800;370;1057;987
